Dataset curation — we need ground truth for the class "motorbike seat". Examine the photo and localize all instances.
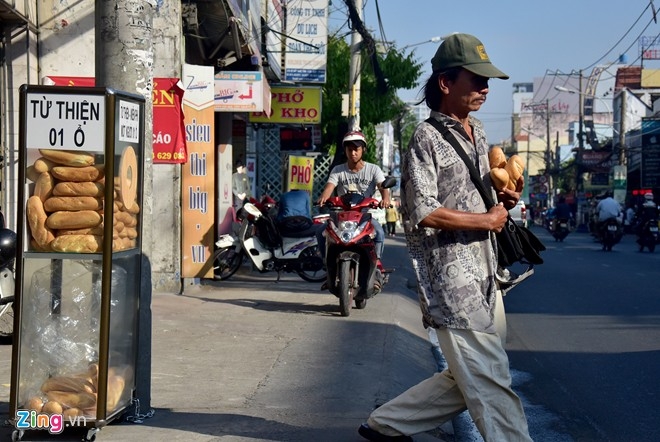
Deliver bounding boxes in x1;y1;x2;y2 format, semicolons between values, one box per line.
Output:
279;219;324;239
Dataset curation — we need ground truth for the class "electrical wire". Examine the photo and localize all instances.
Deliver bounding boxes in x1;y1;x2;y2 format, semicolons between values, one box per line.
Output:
580;2;652;71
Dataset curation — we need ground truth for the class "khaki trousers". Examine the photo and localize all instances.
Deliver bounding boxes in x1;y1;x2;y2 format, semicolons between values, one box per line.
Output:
367;291;532;442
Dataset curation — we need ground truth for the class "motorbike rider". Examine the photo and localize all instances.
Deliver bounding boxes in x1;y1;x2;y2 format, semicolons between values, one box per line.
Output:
635;192;658;233
317;130;391;259
595;191;622;234
554;195;572;226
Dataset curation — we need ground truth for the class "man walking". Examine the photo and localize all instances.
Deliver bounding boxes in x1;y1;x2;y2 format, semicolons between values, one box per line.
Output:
358;33;532;442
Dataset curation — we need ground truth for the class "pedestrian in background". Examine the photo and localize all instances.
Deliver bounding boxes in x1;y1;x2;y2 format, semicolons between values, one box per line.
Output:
385;203;399;236
358;33;532;442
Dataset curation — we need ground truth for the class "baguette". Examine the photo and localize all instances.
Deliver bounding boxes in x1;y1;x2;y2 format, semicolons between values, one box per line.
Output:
125;201;140;214
57;226;105;236
44;196;103;212
50;234;103;253
489;168;510;192
26;196;56;248
46;210;102;230
41;401;63;415
26;397;44;413
488;147;507;169
41;376;95;394
34;172;55;202
26;165;41;182
39;149;95;167
45;390;96;410
106;375;126;410
51;165;104;182
34;157;57;173
53;181;104;197
504;155;525;191
115;211;137;227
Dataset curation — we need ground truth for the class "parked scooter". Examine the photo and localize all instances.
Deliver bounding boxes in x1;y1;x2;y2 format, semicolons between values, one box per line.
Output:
598;218;623;251
550;217;571;242
0;228;17;339
636;218;659;252
213;200;326;282
320;176;397;316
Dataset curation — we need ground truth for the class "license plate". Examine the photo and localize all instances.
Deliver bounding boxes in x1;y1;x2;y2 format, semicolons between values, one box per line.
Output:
559;223;568;228
650;227;659;232
607;225;618;232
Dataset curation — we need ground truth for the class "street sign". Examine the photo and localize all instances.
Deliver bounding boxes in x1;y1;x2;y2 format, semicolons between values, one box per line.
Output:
25;92;106;152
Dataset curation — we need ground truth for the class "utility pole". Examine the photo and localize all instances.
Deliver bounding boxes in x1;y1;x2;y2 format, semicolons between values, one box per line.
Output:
619;89;627;165
545;99;552;206
348;0;362;131
96;0;155;412
576;70;587;232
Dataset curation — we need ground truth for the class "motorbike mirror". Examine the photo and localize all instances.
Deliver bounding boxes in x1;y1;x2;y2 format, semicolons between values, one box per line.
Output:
243;203;262;218
382;176;398;189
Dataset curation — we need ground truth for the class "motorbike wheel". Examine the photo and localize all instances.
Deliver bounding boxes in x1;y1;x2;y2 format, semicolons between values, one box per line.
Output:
355;299;367;309
338;260;354;317
0;303;14;338
649;243;656;253
296;246;327;283
213;247;244;280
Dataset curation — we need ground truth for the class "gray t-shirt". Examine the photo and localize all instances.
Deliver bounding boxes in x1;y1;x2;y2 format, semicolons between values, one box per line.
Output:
327;162;385;197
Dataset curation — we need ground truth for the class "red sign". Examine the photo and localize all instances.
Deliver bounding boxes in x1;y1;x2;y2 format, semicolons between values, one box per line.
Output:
43;76;187;164
152;78;187;164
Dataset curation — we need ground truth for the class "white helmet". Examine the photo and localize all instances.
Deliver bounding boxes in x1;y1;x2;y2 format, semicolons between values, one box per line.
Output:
342;130;367;147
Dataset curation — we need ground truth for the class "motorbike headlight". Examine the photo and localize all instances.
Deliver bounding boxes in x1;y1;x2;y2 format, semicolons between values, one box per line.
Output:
331;220;364;243
339;220;358;231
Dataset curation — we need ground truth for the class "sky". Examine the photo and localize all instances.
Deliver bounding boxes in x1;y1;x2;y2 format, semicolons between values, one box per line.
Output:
328;0;660;143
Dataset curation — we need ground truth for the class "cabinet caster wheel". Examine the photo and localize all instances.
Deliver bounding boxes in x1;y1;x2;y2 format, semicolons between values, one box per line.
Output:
84;428;98;441
12;430;24;441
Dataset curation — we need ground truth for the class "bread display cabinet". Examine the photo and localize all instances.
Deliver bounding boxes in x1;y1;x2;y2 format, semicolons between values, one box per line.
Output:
9;85;145;441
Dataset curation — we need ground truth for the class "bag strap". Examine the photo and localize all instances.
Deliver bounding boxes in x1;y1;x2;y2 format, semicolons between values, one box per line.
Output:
424;118;496;209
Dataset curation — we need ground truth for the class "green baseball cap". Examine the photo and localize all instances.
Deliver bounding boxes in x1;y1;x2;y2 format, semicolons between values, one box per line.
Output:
431;33;509;79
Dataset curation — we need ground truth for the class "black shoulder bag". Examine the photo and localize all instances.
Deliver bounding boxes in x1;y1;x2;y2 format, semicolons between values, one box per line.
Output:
425;118;546;270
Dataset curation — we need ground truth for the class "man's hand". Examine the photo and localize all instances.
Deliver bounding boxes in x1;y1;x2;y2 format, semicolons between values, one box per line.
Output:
496;176;523;210
488;203;510;233
379;198;391;209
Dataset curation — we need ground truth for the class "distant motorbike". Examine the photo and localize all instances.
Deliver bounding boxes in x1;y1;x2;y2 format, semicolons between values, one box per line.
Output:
213;200;326;282
636;218;659;253
0;228;17;339
550;217;570;242
598;218;623;251
320;176;397;316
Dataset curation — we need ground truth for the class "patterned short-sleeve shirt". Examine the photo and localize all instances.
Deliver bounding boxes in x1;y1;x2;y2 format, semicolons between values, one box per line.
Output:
400;111;499;333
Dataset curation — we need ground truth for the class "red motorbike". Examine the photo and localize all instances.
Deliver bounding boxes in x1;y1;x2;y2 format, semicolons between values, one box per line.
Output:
320;177;397;316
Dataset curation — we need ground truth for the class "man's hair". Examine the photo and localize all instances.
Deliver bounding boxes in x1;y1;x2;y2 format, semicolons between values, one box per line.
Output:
421;68;462;111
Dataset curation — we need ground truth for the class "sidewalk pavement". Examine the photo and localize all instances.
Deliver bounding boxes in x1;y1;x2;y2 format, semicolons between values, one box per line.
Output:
1;264;453;442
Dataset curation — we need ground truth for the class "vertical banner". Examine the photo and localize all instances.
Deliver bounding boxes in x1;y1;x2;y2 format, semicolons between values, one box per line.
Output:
153;78;187;163
286;156;315;196
216;138;234;236
181;64;215;278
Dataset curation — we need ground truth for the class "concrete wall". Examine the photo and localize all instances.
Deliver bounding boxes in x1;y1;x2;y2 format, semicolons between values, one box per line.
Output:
2;20;39;227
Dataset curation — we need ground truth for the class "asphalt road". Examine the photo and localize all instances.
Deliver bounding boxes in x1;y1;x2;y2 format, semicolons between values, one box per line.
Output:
505;227;660;441
1;228;657;441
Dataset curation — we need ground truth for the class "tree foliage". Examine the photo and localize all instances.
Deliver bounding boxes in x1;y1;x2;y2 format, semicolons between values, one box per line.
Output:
321;33;424;162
